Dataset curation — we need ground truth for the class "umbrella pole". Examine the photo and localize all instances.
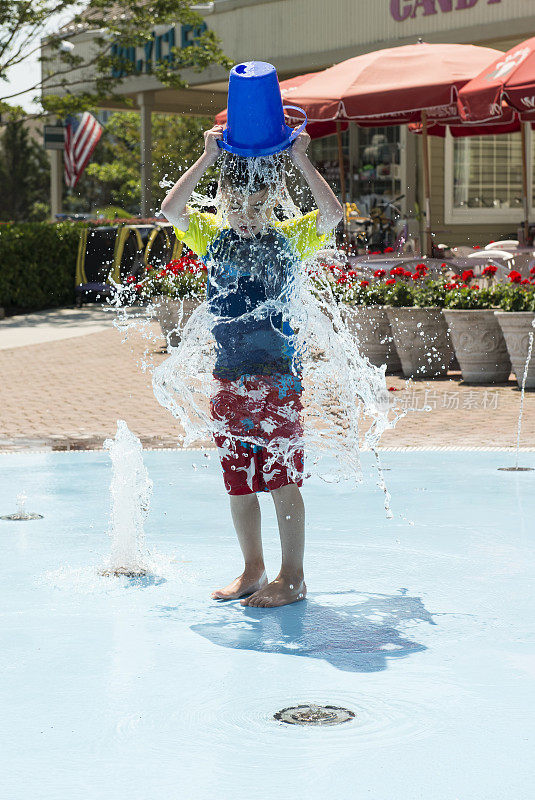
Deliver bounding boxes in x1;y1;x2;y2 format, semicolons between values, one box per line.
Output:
336;121;347;204
336;121;347;247
421;110;433;257
521;121;530;246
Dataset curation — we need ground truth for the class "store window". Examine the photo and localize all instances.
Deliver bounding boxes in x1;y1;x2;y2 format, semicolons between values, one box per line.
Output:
351;126;403;216
308;129;350;197
445;130;530;223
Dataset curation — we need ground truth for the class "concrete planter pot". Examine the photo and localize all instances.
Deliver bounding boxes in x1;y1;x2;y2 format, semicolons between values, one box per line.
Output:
386;306;454;378
341;305;401;373
494;311;535;389
442;309;511;384
154;296;201;349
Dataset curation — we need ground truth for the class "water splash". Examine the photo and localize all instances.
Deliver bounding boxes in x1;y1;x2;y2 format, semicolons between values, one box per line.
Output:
0;492;43;521
101;420;153;576
514;323;534;469
113;152;407;514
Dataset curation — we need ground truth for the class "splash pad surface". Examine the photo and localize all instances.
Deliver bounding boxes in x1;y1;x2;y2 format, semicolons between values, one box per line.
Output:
2;450;534;799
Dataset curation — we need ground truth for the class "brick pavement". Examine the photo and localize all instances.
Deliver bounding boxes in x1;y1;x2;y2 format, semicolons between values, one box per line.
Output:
0;321;533;451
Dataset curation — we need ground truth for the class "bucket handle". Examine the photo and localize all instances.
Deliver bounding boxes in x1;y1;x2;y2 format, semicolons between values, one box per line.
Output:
284;105;308;141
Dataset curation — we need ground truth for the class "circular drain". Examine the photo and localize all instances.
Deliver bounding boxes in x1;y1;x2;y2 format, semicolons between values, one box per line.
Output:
274;704;355;726
1;511;43;520
498;466;534;472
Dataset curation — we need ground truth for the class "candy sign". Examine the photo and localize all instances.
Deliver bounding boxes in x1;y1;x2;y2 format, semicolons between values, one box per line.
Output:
390;0;501;21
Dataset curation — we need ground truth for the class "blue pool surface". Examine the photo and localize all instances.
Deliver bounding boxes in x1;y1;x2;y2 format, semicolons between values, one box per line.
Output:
1;450;534;799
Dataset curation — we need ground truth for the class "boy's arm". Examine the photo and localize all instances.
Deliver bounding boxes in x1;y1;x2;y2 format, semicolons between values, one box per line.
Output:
160;125;223;230
289;131;344;235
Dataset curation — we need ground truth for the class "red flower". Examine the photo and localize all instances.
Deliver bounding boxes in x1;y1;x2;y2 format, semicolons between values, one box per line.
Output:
336;275;348;285
385;278;396;285
472;284;480;290
482;265;497;276
529;266;535;275
384;247;394;253
473;245;481;249
521;278;529;284
440;262;447;268
461;284;469;289
374;269;386;278
451;274;461;280
508;270;522;283
347;270;358;278
126;275;135;284
388;386;398;391
461;269;474;281
371;250;381;255
411;273;420;280
360;280;369;287
390;266;405;276
134;283;142;291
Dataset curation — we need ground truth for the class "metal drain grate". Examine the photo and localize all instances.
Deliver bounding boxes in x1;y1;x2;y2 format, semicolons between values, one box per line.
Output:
1;511;43;520
274;704;355;726
498;467;534;471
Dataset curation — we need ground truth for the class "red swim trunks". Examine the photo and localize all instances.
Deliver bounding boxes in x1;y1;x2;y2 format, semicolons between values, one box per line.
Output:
210;374;304;495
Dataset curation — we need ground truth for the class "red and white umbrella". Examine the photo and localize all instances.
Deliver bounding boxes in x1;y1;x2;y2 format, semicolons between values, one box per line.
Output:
458;38;535;123
283;42;504;125
284;42;504;254
458;39;535;241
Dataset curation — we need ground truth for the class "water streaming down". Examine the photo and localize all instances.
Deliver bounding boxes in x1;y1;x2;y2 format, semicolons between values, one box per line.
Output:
498;319;534;472
512;321;535;470
101;420;153;576
118;153;406;513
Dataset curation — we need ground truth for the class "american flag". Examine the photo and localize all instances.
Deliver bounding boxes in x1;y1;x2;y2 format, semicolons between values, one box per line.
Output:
64;112;103;188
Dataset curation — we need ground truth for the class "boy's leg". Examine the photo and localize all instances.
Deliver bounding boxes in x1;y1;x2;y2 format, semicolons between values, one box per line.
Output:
211;493;268;600
241;483;306;608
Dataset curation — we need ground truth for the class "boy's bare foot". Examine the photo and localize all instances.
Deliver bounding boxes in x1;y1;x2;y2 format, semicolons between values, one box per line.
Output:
241;576;306;608
211;568;268;601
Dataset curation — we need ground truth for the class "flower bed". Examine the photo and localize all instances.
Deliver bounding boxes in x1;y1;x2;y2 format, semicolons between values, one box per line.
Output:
326;260;535;382
126;251;207;303
124;252;207;349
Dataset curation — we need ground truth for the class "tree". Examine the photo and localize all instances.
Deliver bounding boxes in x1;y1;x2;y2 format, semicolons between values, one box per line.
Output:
0;110;50;220
0;1;232;117
65;111;216;215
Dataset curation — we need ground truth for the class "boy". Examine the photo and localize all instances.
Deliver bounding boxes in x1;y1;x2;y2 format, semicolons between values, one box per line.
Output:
161;124;342;608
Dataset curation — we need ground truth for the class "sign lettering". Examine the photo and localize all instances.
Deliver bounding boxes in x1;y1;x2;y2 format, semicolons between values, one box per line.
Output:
390;0;501;20
111;23;206;78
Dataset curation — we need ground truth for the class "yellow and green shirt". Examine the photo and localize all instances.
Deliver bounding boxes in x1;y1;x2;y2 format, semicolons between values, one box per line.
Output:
175;209;329;380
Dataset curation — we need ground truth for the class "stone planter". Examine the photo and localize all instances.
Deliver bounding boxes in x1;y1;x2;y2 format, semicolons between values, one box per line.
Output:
495;311;535;389
442;309;511;384
341;305;401;373
386;306;455;378
154;296;201;349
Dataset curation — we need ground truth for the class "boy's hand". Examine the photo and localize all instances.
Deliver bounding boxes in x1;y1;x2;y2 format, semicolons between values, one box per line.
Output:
289;130;311;164
203;125;224;163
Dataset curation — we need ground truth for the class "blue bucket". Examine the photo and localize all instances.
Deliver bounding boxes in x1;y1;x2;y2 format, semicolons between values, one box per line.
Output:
218;61;307;158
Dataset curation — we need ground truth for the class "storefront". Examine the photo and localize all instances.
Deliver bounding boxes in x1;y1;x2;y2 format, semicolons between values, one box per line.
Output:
44;0;535;246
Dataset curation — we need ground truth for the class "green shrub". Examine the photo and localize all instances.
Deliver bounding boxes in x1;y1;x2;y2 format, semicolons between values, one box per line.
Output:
413;279;449;308
0;221;82;312
384;280;415;307
335;280;389;306
496;284;535;312
443;285;505;310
